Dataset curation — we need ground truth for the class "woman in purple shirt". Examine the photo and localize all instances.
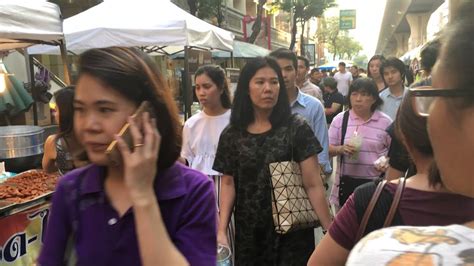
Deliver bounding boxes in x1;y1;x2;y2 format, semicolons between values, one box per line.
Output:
38;47;217;266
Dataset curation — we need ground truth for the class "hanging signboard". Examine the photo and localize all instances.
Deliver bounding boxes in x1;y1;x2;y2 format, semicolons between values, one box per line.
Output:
340;10;356;30
303;44;316;66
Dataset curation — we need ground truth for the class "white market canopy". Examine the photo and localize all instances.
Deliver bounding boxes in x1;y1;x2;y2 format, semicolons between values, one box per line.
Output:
29;0;234;54
0;0;63;51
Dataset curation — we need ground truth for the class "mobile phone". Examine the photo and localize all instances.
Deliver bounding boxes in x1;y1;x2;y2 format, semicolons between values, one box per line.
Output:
105;101;154;165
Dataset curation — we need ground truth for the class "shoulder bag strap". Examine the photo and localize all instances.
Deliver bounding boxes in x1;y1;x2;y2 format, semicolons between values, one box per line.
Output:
290;118;294;162
355;179;387;242
383;177;406;227
339;111;350;178
340;111;350;146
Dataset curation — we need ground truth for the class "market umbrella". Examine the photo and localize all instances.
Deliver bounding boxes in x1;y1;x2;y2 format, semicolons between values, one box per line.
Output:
0;64;33;119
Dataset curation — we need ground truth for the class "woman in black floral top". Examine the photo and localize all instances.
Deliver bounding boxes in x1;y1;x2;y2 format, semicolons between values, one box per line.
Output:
213;56;331;265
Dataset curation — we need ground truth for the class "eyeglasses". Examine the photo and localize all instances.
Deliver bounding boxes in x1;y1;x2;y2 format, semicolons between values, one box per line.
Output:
409;86;474;116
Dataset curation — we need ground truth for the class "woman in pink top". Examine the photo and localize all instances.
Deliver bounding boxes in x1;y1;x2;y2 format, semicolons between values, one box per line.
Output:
327;78;392;209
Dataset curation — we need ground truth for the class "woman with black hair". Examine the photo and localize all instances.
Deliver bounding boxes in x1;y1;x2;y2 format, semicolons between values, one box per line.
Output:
181;65;231;178
42;86;83;175
367;55;386;92
309;92;474;266
180;65;234;261
347;2;474;263
328;78;392;210
38;47;217;266
213;56;331;265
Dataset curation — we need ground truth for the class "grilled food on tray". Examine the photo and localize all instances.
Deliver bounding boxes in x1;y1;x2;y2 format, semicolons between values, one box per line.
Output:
0;170;59;204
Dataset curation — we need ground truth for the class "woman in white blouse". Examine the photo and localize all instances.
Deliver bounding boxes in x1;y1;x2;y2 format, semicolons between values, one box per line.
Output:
181;65;231;175
180;65;233;259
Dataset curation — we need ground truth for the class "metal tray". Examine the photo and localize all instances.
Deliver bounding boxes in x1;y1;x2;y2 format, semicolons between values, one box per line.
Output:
0;169;58;217
0;191;53;217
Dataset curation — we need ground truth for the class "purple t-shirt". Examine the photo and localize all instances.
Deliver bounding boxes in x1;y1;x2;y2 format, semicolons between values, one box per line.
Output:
329;183;474;250
38;163;217;266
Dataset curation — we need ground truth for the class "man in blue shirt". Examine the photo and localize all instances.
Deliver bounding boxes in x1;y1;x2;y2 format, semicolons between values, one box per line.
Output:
270;49;332;177
379;57;408;120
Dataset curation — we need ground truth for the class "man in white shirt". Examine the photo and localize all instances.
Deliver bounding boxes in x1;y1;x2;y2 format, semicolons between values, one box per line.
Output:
333;62;353;97
296;56;323;102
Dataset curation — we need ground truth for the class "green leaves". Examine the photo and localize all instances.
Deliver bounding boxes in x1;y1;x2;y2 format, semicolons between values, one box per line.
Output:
271;0;336;51
316;17;362;60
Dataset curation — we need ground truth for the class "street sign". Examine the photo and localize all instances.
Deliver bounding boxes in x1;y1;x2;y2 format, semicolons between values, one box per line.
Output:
340;9;356;30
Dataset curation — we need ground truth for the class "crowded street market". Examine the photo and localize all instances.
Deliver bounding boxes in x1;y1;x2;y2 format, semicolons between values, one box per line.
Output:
0;0;473;265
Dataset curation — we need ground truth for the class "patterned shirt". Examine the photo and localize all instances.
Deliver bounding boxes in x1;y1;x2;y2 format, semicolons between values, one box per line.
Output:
347;225;474;265
213;114;322;265
329;183;474;250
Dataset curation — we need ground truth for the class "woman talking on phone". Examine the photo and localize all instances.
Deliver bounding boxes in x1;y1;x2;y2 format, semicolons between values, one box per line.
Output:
38;47;217;266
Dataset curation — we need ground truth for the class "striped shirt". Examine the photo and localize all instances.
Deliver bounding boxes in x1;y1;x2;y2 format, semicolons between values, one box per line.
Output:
328;110;392;206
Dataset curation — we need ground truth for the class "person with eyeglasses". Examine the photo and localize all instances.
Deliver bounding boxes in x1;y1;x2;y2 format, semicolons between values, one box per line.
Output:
346;2;474;264
308;89;474;266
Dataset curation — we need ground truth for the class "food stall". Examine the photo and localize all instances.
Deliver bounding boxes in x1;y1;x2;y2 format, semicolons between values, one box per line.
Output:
0;1;67;264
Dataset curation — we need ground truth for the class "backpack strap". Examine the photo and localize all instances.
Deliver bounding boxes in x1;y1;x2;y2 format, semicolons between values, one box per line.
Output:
354;178;405;242
383;177;406;227
355;179;387;242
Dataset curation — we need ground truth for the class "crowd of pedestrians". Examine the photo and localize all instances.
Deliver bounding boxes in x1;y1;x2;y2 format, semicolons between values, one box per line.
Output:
37;1;474;265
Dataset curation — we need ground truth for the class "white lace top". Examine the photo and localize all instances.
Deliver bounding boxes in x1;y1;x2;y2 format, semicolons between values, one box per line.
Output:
181;110;231;175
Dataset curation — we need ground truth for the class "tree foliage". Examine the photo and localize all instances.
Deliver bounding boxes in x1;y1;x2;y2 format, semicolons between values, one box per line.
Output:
272;0;336;52
353;54;368;68
187;0;224;27
317;16;362;60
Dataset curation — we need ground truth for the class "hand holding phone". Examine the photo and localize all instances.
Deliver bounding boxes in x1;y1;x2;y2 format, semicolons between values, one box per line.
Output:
111;105;162;203
105;101;155;165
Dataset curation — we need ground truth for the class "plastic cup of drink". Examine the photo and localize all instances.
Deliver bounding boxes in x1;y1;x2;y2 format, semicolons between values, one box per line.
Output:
217;244;232;266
